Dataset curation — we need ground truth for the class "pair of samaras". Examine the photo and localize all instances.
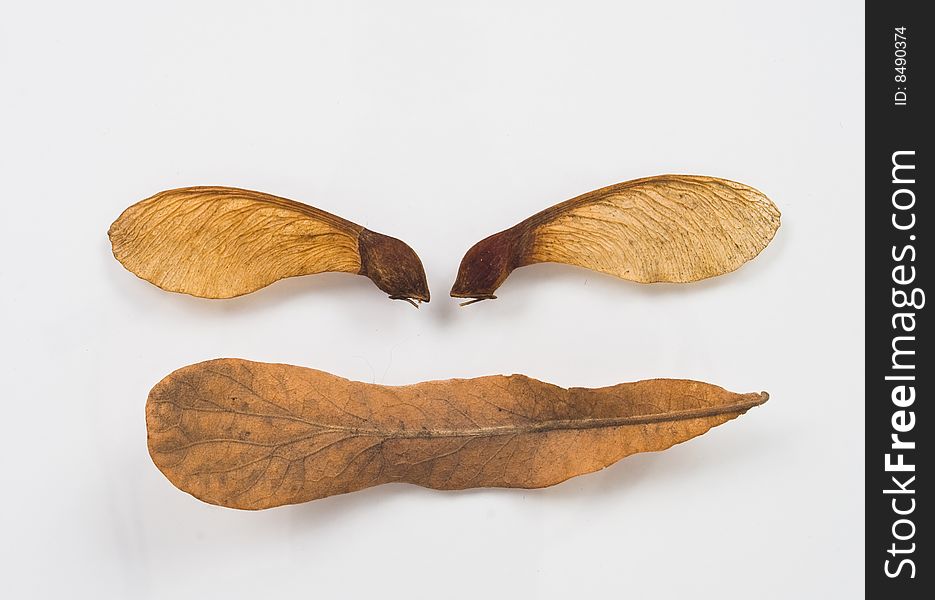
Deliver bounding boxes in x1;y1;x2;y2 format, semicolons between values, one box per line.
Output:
109;175;780;305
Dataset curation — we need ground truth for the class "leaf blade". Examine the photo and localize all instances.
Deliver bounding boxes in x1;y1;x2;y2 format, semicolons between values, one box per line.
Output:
146;359;768;509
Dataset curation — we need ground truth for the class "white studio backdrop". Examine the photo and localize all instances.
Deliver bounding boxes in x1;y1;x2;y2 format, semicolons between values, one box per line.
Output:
0;1;863;598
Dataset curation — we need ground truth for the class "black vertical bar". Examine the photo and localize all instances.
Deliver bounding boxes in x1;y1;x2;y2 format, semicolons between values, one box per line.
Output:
866;1;928;597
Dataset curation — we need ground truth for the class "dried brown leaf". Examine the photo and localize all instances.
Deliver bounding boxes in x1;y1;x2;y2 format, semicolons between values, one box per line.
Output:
147;358;768;509
109;187;429;303
451;174;780;302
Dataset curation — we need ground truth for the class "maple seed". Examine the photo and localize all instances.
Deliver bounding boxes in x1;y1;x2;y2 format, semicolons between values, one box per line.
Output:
108;186;430;304
451;174;781;302
146;358;769;510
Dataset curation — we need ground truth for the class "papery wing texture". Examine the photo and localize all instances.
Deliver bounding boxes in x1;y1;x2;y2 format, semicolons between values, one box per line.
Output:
525;175;780;283
109;187;363;298
147;358;768;509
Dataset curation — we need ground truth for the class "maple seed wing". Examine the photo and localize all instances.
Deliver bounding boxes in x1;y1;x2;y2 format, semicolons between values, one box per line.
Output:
527;175;781;283
450;174;781;300
108;187;363;298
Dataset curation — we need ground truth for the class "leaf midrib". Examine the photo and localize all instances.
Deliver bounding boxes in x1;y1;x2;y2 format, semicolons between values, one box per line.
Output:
153;394;766;440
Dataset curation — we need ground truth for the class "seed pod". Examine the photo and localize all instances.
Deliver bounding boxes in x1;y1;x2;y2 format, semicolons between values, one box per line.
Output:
451;175;780;304
147;358;768;509
109;187;429;304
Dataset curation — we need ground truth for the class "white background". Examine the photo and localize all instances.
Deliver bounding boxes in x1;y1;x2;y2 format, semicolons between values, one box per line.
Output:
0;1;863;598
